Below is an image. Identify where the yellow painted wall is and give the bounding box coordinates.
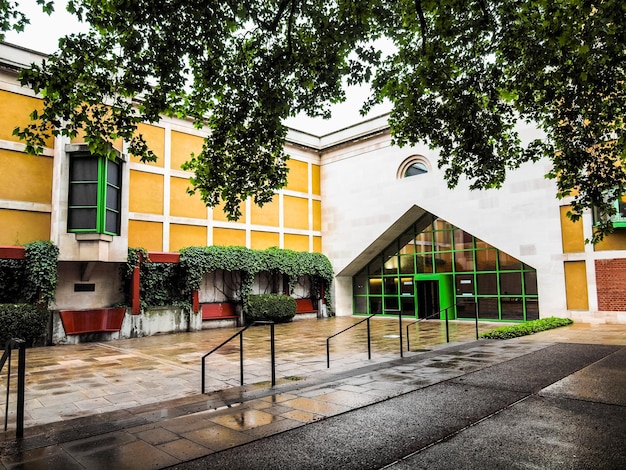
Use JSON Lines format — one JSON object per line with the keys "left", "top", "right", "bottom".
{"left": 564, "top": 261, "right": 589, "bottom": 310}
{"left": 250, "top": 231, "right": 279, "bottom": 250}
{"left": 0, "top": 150, "right": 52, "bottom": 203}
{"left": 560, "top": 205, "right": 585, "bottom": 253}
{"left": 128, "top": 220, "right": 163, "bottom": 251}
{"left": 213, "top": 227, "right": 246, "bottom": 247}
{"left": 130, "top": 123, "right": 165, "bottom": 167}
{"left": 285, "top": 159, "right": 308, "bottom": 193}
{"left": 284, "top": 195, "right": 309, "bottom": 230}
{"left": 312, "top": 200, "right": 321, "bottom": 231}
{"left": 171, "top": 131, "right": 204, "bottom": 170}
{"left": 250, "top": 196, "right": 279, "bottom": 227}
{"left": 284, "top": 234, "right": 309, "bottom": 252}
{"left": 129, "top": 171, "right": 164, "bottom": 214}
{"left": 313, "top": 236, "right": 322, "bottom": 252}
{"left": 0, "top": 209, "right": 50, "bottom": 245}
{"left": 0, "top": 91, "right": 54, "bottom": 148}
{"left": 169, "top": 224, "right": 207, "bottom": 251}
{"left": 311, "top": 164, "right": 321, "bottom": 195}
{"left": 213, "top": 201, "right": 246, "bottom": 223}
{"left": 170, "top": 176, "right": 207, "bottom": 219}
{"left": 594, "top": 230, "right": 626, "bottom": 251}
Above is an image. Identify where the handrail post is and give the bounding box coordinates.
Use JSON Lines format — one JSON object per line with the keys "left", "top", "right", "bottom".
{"left": 367, "top": 317, "right": 371, "bottom": 360}
{"left": 445, "top": 307, "right": 450, "bottom": 343}
{"left": 475, "top": 305, "right": 479, "bottom": 339}
{"left": 326, "top": 338, "right": 330, "bottom": 368}
{"left": 270, "top": 322, "right": 275, "bottom": 387}
{"left": 16, "top": 341, "right": 25, "bottom": 439}
{"left": 398, "top": 311, "right": 403, "bottom": 358}
{"left": 406, "top": 323, "right": 411, "bottom": 352}
{"left": 4, "top": 347, "right": 11, "bottom": 432}
{"left": 239, "top": 333, "right": 244, "bottom": 386}
{"left": 201, "top": 358, "right": 206, "bottom": 394}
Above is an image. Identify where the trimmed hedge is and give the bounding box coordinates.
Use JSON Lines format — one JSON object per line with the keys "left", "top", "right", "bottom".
{"left": 245, "top": 294, "right": 296, "bottom": 324}
{"left": 0, "top": 304, "right": 49, "bottom": 347}
{"left": 479, "top": 317, "right": 573, "bottom": 340}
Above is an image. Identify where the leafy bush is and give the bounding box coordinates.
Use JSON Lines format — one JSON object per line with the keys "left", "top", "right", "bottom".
{"left": 245, "top": 294, "right": 296, "bottom": 324}
{"left": 0, "top": 304, "right": 49, "bottom": 347}
{"left": 479, "top": 317, "right": 573, "bottom": 340}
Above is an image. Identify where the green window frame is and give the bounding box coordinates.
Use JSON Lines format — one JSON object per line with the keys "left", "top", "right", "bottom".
{"left": 68, "top": 153, "right": 122, "bottom": 236}
{"left": 612, "top": 197, "right": 626, "bottom": 228}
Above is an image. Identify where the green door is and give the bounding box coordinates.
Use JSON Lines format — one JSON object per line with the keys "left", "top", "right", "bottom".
{"left": 414, "top": 274, "right": 454, "bottom": 320}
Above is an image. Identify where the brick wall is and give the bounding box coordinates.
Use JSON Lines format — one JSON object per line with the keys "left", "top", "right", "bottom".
{"left": 595, "top": 259, "right": 626, "bottom": 311}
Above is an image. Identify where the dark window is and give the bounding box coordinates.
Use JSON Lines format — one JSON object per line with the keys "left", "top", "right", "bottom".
{"left": 404, "top": 162, "right": 428, "bottom": 177}
{"left": 68, "top": 154, "right": 122, "bottom": 236}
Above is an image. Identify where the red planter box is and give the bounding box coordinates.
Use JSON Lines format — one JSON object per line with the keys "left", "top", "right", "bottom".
{"left": 59, "top": 308, "right": 126, "bottom": 335}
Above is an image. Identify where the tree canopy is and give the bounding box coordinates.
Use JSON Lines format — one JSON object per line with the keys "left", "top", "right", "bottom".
{"left": 3, "top": 0, "right": 626, "bottom": 240}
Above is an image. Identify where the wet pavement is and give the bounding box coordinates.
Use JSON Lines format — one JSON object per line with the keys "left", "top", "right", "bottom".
{"left": 0, "top": 318, "right": 625, "bottom": 469}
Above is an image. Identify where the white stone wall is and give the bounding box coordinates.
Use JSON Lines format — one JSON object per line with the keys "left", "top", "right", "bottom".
{"left": 318, "top": 124, "right": 567, "bottom": 319}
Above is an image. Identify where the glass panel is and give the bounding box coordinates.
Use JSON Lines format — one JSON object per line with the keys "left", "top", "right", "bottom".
{"left": 421, "top": 254, "right": 434, "bottom": 273}
{"left": 105, "top": 209, "right": 120, "bottom": 234}
{"left": 415, "top": 231, "right": 432, "bottom": 253}
{"left": 434, "top": 219, "right": 453, "bottom": 231}
{"left": 68, "top": 208, "right": 97, "bottom": 230}
{"left": 384, "top": 296, "right": 399, "bottom": 312}
{"left": 501, "top": 297, "right": 524, "bottom": 320}
{"left": 500, "top": 272, "right": 522, "bottom": 295}
{"left": 499, "top": 251, "right": 522, "bottom": 270}
{"left": 383, "top": 255, "right": 398, "bottom": 274}
{"left": 353, "top": 272, "right": 367, "bottom": 295}
{"left": 69, "top": 183, "right": 98, "bottom": 206}
{"left": 106, "top": 185, "right": 120, "bottom": 210}
{"left": 368, "top": 278, "right": 382, "bottom": 295}
{"left": 400, "top": 278, "right": 413, "bottom": 295}
{"left": 399, "top": 255, "right": 414, "bottom": 274}
{"left": 401, "top": 296, "right": 415, "bottom": 316}
{"left": 525, "top": 298, "right": 539, "bottom": 320}
{"left": 106, "top": 159, "right": 121, "bottom": 185}
{"left": 368, "top": 257, "right": 382, "bottom": 276}
{"left": 455, "top": 251, "right": 475, "bottom": 272}
{"left": 70, "top": 156, "right": 98, "bottom": 181}
{"left": 524, "top": 271, "right": 538, "bottom": 295}
{"left": 453, "top": 229, "right": 473, "bottom": 250}
{"left": 475, "top": 249, "right": 497, "bottom": 271}
{"left": 456, "top": 274, "right": 474, "bottom": 296}
{"left": 456, "top": 297, "right": 476, "bottom": 318}
{"left": 477, "top": 273, "right": 498, "bottom": 295}
{"left": 478, "top": 298, "right": 499, "bottom": 319}
{"left": 405, "top": 162, "right": 428, "bottom": 177}
{"left": 432, "top": 229, "right": 452, "bottom": 252}
{"left": 434, "top": 251, "right": 453, "bottom": 273}
{"left": 384, "top": 277, "right": 398, "bottom": 295}
{"left": 369, "top": 297, "right": 383, "bottom": 314}
{"left": 475, "top": 237, "right": 491, "bottom": 250}
{"left": 354, "top": 296, "right": 367, "bottom": 314}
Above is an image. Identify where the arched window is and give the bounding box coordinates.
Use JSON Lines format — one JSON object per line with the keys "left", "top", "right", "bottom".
{"left": 397, "top": 155, "right": 431, "bottom": 179}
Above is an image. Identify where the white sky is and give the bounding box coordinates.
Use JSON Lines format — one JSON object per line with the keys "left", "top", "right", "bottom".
{"left": 3, "top": 0, "right": 390, "bottom": 134}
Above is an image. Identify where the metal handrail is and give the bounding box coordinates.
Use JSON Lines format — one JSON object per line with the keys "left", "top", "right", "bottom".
{"left": 326, "top": 314, "right": 376, "bottom": 368}
{"left": 1, "top": 338, "right": 26, "bottom": 438}
{"left": 405, "top": 303, "right": 479, "bottom": 351}
{"left": 201, "top": 321, "right": 275, "bottom": 394}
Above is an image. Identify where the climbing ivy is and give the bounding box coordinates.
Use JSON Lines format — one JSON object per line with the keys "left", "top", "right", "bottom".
{"left": 125, "top": 246, "right": 334, "bottom": 313}
{"left": 0, "top": 241, "right": 59, "bottom": 305}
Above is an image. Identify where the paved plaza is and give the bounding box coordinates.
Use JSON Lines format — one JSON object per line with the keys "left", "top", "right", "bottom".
{"left": 1, "top": 318, "right": 625, "bottom": 469}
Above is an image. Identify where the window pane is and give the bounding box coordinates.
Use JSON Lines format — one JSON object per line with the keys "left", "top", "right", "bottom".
{"left": 404, "top": 162, "right": 428, "bottom": 177}
{"left": 499, "top": 251, "right": 521, "bottom": 270}
{"left": 354, "top": 296, "right": 367, "bottom": 314}
{"left": 369, "top": 297, "right": 382, "bottom": 314}
{"left": 69, "top": 208, "right": 97, "bottom": 230}
{"left": 369, "top": 278, "right": 382, "bottom": 295}
{"left": 368, "top": 257, "right": 382, "bottom": 276}
{"left": 106, "top": 185, "right": 120, "bottom": 210}
{"left": 106, "top": 159, "right": 121, "bottom": 185}
{"left": 477, "top": 273, "right": 498, "bottom": 295}
{"left": 455, "top": 251, "right": 475, "bottom": 272}
{"left": 105, "top": 209, "right": 120, "bottom": 234}
{"left": 500, "top": 272, "right": 522, "bottom": 295}
{"left": 384, "top": 255, "right": 398, "bottom": 274}
{"left": 384, "top": 277, "right": 398, "bottom": 295}
{"left": 401, "top": 296, "right": 415, "bottom": 316}
{"left": 400, "top": 278, "right": 413, "bottom": 295}
{"left": 69, "top": 183, "right": 98, "bottom": 206}
{"left": 384, "top": 296, "right": 399, "bottom": 312}
{"left": 524, "top": 271, "right": 538, "bottom": 295}
{"left": 415, "top": 231, "right": 432, "bottom": 253}
{"left": 501, "top": 297, "right": 524, "bottom": 320}
{"left": 525, "top": 298, "right": 539, "bottom": 320}
{"left": 399, "top": 255, "right": 414, "bottom": 274}
{"left": 70, "top": 156, "right": 98, "bottom": 181}
{"left": 478, "top": 298, "right": 499, "bottom": 319}
{"left": 476, "top": 249, "right": 497, "bottom": 271}
{"left": 454, "top": 230, "right": 473, "bottom": 250}
{"left": 456, "top": 297, "right": 476, "bottom": 318}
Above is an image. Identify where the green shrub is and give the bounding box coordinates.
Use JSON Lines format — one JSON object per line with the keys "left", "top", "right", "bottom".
{"left": 479, "top": 317, "right": 573, "bottom": 340}
{"left": 0, "top": 304, "right": 49, "bottom": 347}
{"left": 245, "top": 294, "right": 296, "bottom": 324}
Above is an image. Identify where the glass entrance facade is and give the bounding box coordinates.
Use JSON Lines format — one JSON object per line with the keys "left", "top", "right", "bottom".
{"left": 353, "top": 215, "right": 539, "bottom": 322}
